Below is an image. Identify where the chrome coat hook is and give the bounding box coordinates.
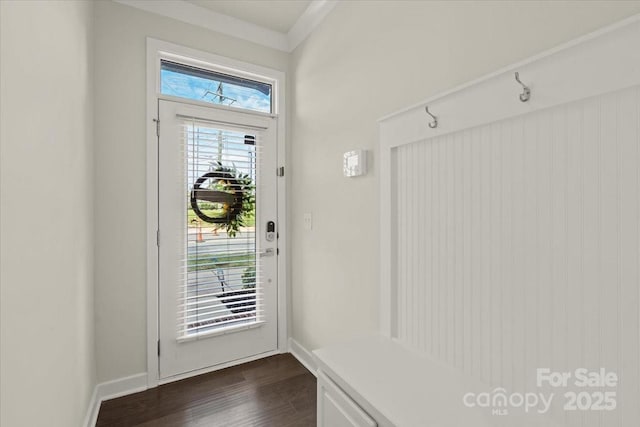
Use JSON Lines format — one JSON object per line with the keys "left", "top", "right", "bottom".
{"left": 425, "top": 106, "right": 438, "bottom": 128}
{"left": 514, "top": 72, "right": 531, "bottom": 102}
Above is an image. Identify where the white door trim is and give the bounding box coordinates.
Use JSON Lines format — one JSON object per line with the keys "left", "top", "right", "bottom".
{"left": 145, "top": 38, "right": 288, "bottom": 388}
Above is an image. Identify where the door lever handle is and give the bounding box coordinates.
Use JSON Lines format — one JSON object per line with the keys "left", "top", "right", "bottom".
{"left": 259, "top": 248, "right": 275, "bottom": 257}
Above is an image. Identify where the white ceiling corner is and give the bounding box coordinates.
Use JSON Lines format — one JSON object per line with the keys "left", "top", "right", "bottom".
{"left": 112, "top": 0, "right": 338, "bottom": 52}
{"left": 186, "top": 0, "right": 312, "bottom": 34}
{"left": 287, "top": 0, "right": 337, "bottom": 51}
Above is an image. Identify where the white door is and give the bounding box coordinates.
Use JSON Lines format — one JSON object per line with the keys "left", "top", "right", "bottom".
{"left": 158, "top": 99, "right": 278, "bottom": 379}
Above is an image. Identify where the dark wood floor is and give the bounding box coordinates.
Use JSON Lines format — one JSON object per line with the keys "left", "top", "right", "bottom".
{"left": 96, "top": 354, "right": 316, "bottom": 427}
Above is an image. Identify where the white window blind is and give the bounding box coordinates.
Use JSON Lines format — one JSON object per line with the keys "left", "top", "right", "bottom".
{"left": 178, "top": 118, "right": 264, "bottom": 339}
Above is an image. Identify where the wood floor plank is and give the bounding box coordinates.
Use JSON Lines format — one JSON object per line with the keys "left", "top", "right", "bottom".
{"left": 96, "top": 354, "right": 316, "bottom": 427}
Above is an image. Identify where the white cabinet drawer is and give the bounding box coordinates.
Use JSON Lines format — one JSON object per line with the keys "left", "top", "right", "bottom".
{"left": 317, "top": 370, "right": 377, "bottom": 427}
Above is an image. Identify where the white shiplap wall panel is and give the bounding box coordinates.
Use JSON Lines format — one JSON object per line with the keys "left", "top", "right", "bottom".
{"left": 617, "top": 89, "right": 640, "bottom": 427}
{"left": 393, "top": 86, "right": 640, "bottom": 426}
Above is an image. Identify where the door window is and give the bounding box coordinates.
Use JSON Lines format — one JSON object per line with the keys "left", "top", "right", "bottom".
{"left": 182, "top": 121, "right": 260, "bottom": 338}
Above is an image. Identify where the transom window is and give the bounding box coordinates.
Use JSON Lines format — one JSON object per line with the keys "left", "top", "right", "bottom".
{"left": 160, "top": 60, "right": 272, "bottom": 114}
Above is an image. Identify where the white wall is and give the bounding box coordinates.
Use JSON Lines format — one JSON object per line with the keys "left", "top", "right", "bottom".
{"left": 289, "top": 1, "right": 640, "bottom": 351}
{"left": 92, "top": 0, "right": 289, "bottom": 383}
{"left": 0, "top": 1, "right": 96, "bottom": 426}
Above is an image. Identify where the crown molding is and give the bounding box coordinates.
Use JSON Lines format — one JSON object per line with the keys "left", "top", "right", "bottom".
{"left": 113, "top": 0, "right": 288, "bottom": 51}
{"left": 112, "top": 0, "right": 337, "bottom": 53}
{"left": 287, "top": 0, "right": 338, "bottom": 51}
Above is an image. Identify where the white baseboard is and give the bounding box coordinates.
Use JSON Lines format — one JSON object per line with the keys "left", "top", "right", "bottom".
{"left": 82, "top": 386, "right": 100, "bottom": 427}
{"left": 84, "top": 372, "right": 148, "bottom": 427}
{"left": 288, "top": 337, "right": 317, "bottom": 376}
{"left": 96, "top": 372, "right": 148, "bottom": 402}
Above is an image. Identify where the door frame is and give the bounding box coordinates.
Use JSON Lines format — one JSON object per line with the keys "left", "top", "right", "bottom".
{"left": 145, "top": 38, "right": 288, "bottom": 388}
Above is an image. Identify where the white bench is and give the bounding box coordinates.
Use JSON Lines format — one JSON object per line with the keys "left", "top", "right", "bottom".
{"left": 313, "top": 334, "right": 571, "bottom": 427}
{"left": 313, "top": 334, "right": 496, "bottom": 427}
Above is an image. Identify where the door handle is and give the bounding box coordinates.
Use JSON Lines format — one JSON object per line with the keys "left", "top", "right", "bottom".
{"left": 259, "top": 248, "right": 275, "bottom": 257}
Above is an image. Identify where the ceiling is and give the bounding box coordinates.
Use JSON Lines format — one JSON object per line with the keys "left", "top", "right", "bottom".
{"left": 186, "top": 0, "right": 313, "bottom": 33}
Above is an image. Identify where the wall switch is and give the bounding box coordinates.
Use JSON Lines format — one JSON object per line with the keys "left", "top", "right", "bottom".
{"left": 303, "top": 213, "right": 313, "bottom": 231}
